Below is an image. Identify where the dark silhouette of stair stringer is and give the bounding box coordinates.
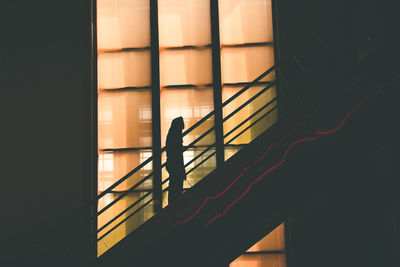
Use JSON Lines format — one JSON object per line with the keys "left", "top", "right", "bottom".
{"left": 98, "top": 54, "right": 400, "bottom": 267}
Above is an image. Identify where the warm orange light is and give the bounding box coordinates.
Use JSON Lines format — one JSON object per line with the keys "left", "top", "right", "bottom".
{"left": 230, "top": 223, "right": 286, "bottom": 267}
{"left": 97, "top": 0, "right": 277, "bottom": 258}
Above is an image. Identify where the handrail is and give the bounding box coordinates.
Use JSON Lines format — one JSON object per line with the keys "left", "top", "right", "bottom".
{"left": 16, "top": 2, "right": 375, "bottom": 261}
{"left": 223, "top": 97, "right": 277, "bottom": 139}
{"left": 95, "top": 64, "right": 278, "bottom": 241}
{"left": 98, "top": 156, "right": 153, "bottom": 199}
{"left": 222, "top": 66, "right": 276, "bottom": 108}
{"left": 98, "top": 187, "right": 170, "bottom": 242}
{"left": 23, "top": 64, "right": 278, "bottom": 263}
{"left": 100, "top": 65, "right": 277, "bottom": 244}
{"left": 98, "top": 170, "right": 153, "bottom": 215}
{"left": 97, "top": 123, "right": 217, "bottom": 216}
{"left": 186, "top": 151, "right": 217, "bottom": 176}
{"left": 97, "top": 191, "right": 152, "bottom": 233}
{"left": 182, "top": 110, "right": 216, "bottom": 138}
{"left": 95, "top": 65, "right": 276, "bottom": 205}
{"left": 226, "top": 105, "right": 278, "bottom": 146}
{"left": 223, "top": 82, "right": 276, "bottom": 123}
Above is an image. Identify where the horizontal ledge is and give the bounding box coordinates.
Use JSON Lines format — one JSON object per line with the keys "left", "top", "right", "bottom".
{"left": 100, "top": 81, "right": 273, "bottom": 92}
{"left": 99, "top": 84, "right": 214, "bottom": 91}
{"left": 243, "top": 250, "right": 286, "bottom": 255}
{"left": 97, "top": 42, "right": 272, "bottom": 54}
{"left": 223, "top": 81, "right": 273, "bottom": 87}
{"left": 101, "top": 147, "right": 152, "bottom": 152}
{"left": 160, "top": 44, "right": 212, "bottom": 51}
{"left": 162, "top": 83, "right": 213, "bottom": 89}
{"left": 221, "top": 42, "right": 273, "bottom": 48}
{"left": 98, "top": 47, "right": 151, "bottom": 53}
{"left": 100, "top": 86, "right": 151, "bottom": 92}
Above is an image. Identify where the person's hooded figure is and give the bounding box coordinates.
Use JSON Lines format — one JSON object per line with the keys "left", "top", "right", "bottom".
{"left": 166, "top": 116, "right": 186, "bottom": 204}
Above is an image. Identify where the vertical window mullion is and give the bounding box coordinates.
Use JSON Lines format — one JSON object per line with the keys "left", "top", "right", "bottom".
{"left": 210, "top": 0, "right": 225, "bottom": 166}
{"left": 150, "top": 0, "right": 162, "bottom": 212}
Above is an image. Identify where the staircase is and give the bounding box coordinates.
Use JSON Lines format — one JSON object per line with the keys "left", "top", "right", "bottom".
{"left": 13, "top": 63, "right": 280, "bottom": 267}
{"left": 98, "top": 54, "right": 399, "bottom": 266}
{"left": 11, "top": 37, "right": 400, "bottom": 265}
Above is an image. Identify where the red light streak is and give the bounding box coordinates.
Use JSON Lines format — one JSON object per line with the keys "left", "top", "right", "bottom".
{"left": 204, "top": 159, "right": 285, "bottom": 227}
{"left": 174, "top": 76, "right": 396, "bottom": 228}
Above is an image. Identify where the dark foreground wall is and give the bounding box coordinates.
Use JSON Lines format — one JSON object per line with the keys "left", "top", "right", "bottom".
{"left": 1, "top": 0, "right": 92, "bottom": 262}
{"left": 288, "top": 143, "right": 400, "bottom": 267}
{"left": 275, "top": 0, "right": 400, "bottom": 266}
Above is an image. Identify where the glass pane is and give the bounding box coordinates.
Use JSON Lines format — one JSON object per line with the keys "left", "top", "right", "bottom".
{"left": 158, "top": 0, "right": 214, "bottom": 208}
{"left": 248, "top": 223, "right": 286, "bottom": 252}
{"left": 98, "top": 90, "right": 152, "bottom": 149}
{"left": 160, "top": 86, "right": 216, "bottom": 207}
{"left": 219, "top": 0, "right": 274, "bottom": 45}
{"left": 230, "top": 254, "right": 286, "bottom": 267}
{"left": 160, "top": 87, "right": 214, "bottom": 146}
{"left": 160, "top": 49, "right": 213, "bottom": 86}
{"left": 161, "top": 145, "right": 216, "bottom": 207}
{"left": 231, "top": 223, "right": 286, "bottom": 267}
{"left": 158, "top": 0, "right": 211, "bottom": 47}
{"left": 222, "top": 84, "right": 278, "bottom": 160}
{"left": 220, "top": 46, "right": 275, "bottom": 84}
{"left": 98, "top": 150, "right": 152, "bottom": 193}
{"left": 98, "top": 51, "right": 151, "bottom": 89}
{"left": 97, "top": 0, "right": 150, "bottom": 50}
{"left": 97, "top": 194, "right": 154, "bottom": 257}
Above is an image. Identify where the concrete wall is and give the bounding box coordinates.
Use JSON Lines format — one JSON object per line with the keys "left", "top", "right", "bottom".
{"left": 1, "top": 0, "right": 92, "bottom": 261}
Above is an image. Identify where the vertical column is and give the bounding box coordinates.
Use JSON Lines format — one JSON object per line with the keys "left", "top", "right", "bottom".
{"left": 210, "top": 0, "right": 225, "bottom": 167}
{"left": 150, "top": 0, "right": 162, "bottom": 212}
{"left": 91, "top": 0, "right": 98, "bottom": 259}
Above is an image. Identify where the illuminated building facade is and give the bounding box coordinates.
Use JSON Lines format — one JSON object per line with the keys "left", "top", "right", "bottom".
{"left": 2, "top": 0, "right": 399, "bottom": 266}
{"left": 96, "top": 0, "right": 281, "bottom": 261}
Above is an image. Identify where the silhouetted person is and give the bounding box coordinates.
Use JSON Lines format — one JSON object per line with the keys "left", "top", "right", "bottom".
{"left": 166, "top": 117, "right": 186, "bottom": 204}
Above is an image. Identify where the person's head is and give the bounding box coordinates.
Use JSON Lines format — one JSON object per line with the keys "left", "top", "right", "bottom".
{"left": 171, "top": 116, "right": 185, "bottom": 131}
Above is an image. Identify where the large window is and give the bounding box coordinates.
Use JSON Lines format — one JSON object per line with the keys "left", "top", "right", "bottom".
{"left": 96, "top": 0, "right": 277, "bottom": 256}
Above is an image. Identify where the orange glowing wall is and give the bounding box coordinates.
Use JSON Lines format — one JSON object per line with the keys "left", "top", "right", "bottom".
{"left": 219, "top": 0, "right": 278, "bottom": 160}
{"left": 96, "top": 0, "right": 277, "bottom": 256}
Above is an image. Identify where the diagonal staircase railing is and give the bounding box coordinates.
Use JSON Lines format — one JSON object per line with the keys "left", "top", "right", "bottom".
{"left": 96, "top": 64, "right": 278, "bottom": 256}
{"left": 17, "top": 64, "right": 278, "bottom": 266}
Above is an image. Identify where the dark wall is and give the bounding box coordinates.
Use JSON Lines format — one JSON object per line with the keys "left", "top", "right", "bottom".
{"left": 275, "top": 0, "right": 400, "bottom": 117}
{"left": 288, "top": 143, "right": 399, "bottom": 267}
{"left": 273, "top": 0, "right": 400, "bottom": 266}
{"left": 1, "top": 0, "right": 92, "bottom": 261}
